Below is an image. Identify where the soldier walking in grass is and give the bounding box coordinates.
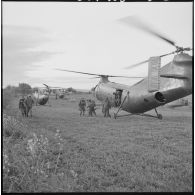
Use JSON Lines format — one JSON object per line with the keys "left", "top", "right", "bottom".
{"left": 19, "top": 97, "right": 27, "bottom": 117}
{"left": 102, "top": 97, "right": 111, "bottom": 118}
{"left": 87, "top": 99, "right": 96, "bottom": 117}
{"left": 79, "top": 98, "right": 86, "bottom": 116}
{"left": 91, "top": 100, "right": 97, "bottom": 116}
{"left": 19, "top": 95, "right": 34, "bottom": 117}
{"left": 24, "top": 95, "right": 34, "bottom": 117}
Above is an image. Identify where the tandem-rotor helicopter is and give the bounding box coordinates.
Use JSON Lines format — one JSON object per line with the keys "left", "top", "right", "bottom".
{"left": 56, "top": 16, "right": 192, "bottom": 119}
{"left": 33, "top": 83, "right": 70, "bottom": 105}
{"left": 43, "top": 85, "right": 70, "bottom": 99}
{"left": 33, "top": 84, "right": 51, "bottom": 106}
{"left": 52, "top": 87, "right": 71, "bottom": 99}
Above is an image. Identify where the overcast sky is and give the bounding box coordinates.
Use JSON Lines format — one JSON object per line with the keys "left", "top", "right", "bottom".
{"left": 3, "top": 2, "right": 192, "bottom": 89}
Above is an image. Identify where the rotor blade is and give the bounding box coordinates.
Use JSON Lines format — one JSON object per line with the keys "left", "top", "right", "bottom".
{"left": 48, "top": 86, "right": 65, "bottom": 89}
{"left": 90, "top": 76, "right": 101, "bottom": 79}
{"left": 42, "top": 84, "right": 52, "bottom": 95}
{"left": 43, "top": 83, "right": 66, "bottom": 89}
{"left": 56, "top": 69, "right": 101, "bottom": 76}
{"left": 108, "top": 75, "right": 144, "bottom": 78}
{"left": 183, "top": 47, "right": 193, "bottom": 52}
{"left": 125, "top": 51, "right": 176, "bottom": 69}
{"left": 124, "top": 59, "right": 149, "bottom": 69}
{"left": 43, "top": 83, "right": 50, "bottom": 88}
{"left": 56, "top": 68, "right": 144, "bottom": 78}
{"left": 119, "top": 16, "right": 176, "bottom": 47}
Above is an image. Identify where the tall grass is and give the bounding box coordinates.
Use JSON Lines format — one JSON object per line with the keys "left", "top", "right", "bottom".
{"left": 3, "top": 95, "right": 192, "bottom": 192}
{"left": 3, "top": 114, "right": 78, "bottom": 192}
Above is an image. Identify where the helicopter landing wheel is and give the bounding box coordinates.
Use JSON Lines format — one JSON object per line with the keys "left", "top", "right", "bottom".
{"left": 157, "top": 114, "right": 162, "bottom": 120}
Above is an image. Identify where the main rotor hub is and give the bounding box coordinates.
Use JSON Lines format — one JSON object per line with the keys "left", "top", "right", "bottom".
{"left": 100, "top": 75, "right": 109, "bottom": 83}
{"left": 175, "top": 46, "right": 192, "bottom": 54}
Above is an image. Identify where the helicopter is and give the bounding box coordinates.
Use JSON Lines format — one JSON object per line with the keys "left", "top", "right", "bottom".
{"left": 42, "top": 84, "right": 70, "bottom": 99}
{"left": 33, "top": 83, "right": 70, "bottom": 104}
{"left": 51, "top": 88, "right": 71, "bottom": 99}
{"left": 32, "top": 84, "right": 51, "bottom": 106}
{"left": 53, "top": 88, "right": 66, "bottom": 99}
{"left": 56, "top": 16, "right": 192, "bottom": 119}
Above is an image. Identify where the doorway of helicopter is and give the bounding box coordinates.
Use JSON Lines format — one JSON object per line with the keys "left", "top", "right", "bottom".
{"left": 113, "top": 89, "right": 123, "bottom": 107}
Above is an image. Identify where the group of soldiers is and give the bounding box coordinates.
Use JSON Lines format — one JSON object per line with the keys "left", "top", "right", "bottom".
{"left": 19, "top": 95, "right": 113, "bottom": 118}
{"left": 78, "top": 97, "right": 112, "bottom": 117}
{"left": 79, "top": 99, "right": 96, "bottom": 117}
{"left": 19, "top": 95, "right": 34, "bottom": 117}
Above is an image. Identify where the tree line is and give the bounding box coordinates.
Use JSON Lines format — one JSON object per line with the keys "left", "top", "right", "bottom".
{"left": 3, "top": 83, "right": 37, "bottom": 96}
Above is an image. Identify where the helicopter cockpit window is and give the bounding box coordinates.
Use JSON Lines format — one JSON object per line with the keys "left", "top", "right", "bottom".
{"left": 113, "top": 89, "right": 123, "bottom": 107}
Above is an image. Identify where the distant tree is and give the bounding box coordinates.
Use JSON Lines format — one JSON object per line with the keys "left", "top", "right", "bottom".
{"left": 5, "top": 85, "right": 12, "bottom": 90}
{"left": 4, "top": 85, "right": 16, "bottom": 91}
{"left": 4, "top": 85, "right": 18, "bottom": 97}
{"left": 67, "top": 87, "right": 77, "bottom": 93}
{"left": 17, "top": 83, "right": 32, "bottom": 95}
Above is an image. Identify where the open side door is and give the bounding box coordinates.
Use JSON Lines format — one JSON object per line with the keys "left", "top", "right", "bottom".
{"left": 113, "top": 89, "right": 123, "bottom": 107}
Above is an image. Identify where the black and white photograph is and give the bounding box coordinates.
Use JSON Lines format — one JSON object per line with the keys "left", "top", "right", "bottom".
{"left": 2, "top": 1, "right": 193, "bottom": 193}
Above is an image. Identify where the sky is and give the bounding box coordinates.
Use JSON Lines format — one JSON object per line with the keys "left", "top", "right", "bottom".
{"left": 2, "top": 2, "right": 193, "bottom": 89}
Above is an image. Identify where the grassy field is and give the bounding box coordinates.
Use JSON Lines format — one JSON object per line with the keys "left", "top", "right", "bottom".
{"left": 3, "top": 93, "right": 192, "bottom": 192}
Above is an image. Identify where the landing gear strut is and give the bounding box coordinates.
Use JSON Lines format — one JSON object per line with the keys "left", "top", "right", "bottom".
{"left": 154, "top": 108, "right": 162, "bottom": 119}
{"left": 114, "top": 91, "right": 129, "bottom": 119}
{"left": 114, "top": 108, "right": 163, "bottom": 119}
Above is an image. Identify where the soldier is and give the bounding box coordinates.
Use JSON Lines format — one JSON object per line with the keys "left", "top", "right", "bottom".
{"left": 91, "top": 100, "right": 96, "bottom": 116}
{"left": 19, "top": 98, "right": 27, "bottom": 117}
{"left": 87, "top": 99, "right": 92, "bottom": 117}
{"left": 24, "top": 95, "right": 34, "bottom": 117}
{"left": 114, "top": 90, "right": 122, "bottom": 107}
{"left": 102, "top": 97, "right": 111, "bottom": 118}
{"left": 87, "top": 99, "right": 96, "bottom": 117}
{"left": 79, "top": 98, "right": 86, "bottom": 116}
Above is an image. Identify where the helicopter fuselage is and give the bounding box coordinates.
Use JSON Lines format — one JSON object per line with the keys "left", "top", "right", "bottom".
{"left": 94, "top": 53, "right": 192, "bottom": 114}
{"left": 33, "top": 91, "right": 49, "bottom": 105}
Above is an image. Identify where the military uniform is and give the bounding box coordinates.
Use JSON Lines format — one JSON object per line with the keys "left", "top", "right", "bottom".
{"left": 87, "top": 99, "right": 96, "bottom": 117}
{"left": 102, "top": 97, "right": 111, "bottom": 117}
{"left": 79, "top": 99, "right": 86, "bottom": 116}
{"left": 19, "top": 98, "right": 26, "bottom": 117}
